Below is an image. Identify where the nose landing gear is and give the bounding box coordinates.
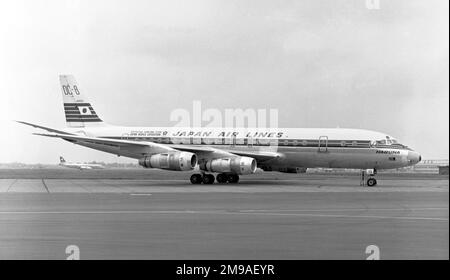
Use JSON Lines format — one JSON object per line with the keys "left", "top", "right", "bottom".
{"left": 366, "top": 177, "right": 377, "bottom": 187}
{"left": 360, "top": 169, "right": 378, "bottom": 187}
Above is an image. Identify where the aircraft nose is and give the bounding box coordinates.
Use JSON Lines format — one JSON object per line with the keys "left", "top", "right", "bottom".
{"left": 407, "top": 151, "right": 421, "bottom": 165}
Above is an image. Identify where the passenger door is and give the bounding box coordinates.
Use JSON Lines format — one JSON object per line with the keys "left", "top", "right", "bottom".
{"left": 318, "top": 136, "right": 328, "bottom": 152}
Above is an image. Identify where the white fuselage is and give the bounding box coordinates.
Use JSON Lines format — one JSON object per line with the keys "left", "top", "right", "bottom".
{"left": 65, "top": 125, "right": 421, "bottom": 171}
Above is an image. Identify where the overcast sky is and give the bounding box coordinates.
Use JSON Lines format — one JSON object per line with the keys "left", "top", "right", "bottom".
{"left": 0, "top": 0, "right": 448, "bottom": 164}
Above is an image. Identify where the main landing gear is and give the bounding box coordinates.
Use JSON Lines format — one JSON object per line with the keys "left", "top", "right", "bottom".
{"left": 190, "top": 173, "right": 240, "bottom": 184}
{"left": 360, "top": 169, "right": 377, "bottom": 187}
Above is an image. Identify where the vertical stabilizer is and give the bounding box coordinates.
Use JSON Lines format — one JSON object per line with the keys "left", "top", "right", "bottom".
{"left": 59, "top": 75, "right": 105, "bottom": 128}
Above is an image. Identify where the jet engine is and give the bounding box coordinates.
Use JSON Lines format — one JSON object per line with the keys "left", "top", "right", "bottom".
{"left": 203, "top": 156, "right": 257, "bottom": 175}
{"left": 139, "top": 152, "right": 197, "bottom": 171}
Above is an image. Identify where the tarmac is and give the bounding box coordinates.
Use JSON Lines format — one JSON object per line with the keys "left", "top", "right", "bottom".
{"left": 0, "top": 169, "right": 447, "bottom": 259}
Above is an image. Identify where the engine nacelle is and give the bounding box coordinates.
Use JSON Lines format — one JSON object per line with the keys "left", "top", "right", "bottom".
{"left": 139, "top": 152, "right": 197, "bottom": 171}
{"left": 203, "top": 156, "right": 257, "bottom": 175}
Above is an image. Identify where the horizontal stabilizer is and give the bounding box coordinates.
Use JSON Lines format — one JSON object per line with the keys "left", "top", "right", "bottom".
{"left": 16, "top": 121, "right": 73, "bottom": 135}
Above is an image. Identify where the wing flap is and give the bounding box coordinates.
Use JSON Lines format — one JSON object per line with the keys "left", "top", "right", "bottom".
{"left": 226, "top": 150, "right": 282, "bottom": 162}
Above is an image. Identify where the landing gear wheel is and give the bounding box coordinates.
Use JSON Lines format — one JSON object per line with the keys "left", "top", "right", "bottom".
{"left": 367, "top": 178, "right": 377, "bottom": 187}
{"left": 227, "top": 174, "right": 239, "bottom": 184}
{"left": 202, "top": 174, "right": 215, "bottom": 184}
{"left": 216, "top": 173, "right": 228, "bottom": 184}
{"left": 190, "top": 174, "right": 203, "bottom": 184}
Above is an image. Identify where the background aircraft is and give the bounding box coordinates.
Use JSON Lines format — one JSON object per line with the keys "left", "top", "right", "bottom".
{"left": 59, "top": 156, "right": 104, "bottom": 170}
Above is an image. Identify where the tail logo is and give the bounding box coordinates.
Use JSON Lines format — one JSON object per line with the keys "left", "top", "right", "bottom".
{"left": 64, "top": 103, "right": 102, "bottom": 122}
{"left": 78, "top": 106, "right": 92, "bottom": 115}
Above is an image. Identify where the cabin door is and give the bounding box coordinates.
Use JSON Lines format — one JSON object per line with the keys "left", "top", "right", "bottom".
{"left": 318, "top": 136, "right": 328, "bottom": 152}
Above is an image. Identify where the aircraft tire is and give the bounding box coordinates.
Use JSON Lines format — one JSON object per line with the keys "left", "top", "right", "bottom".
{"left": 202, "top": 174, "right": 215, "bottom": 184}
{"left": 190, "top": 174, "right": 203, "bottom": 184}
{"left": 227, "top": 174, "right": 239, "bottom": 184}
{"left": 367, "top": 178, "right": 377, "bottom": 187}
{"left": 216, "top": 173, "right": 227, "bottom": 184}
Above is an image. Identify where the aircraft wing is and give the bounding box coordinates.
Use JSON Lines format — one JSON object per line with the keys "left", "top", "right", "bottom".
{"left": 34, "top": 133, "right": 282, "bottom": 162}
{"left": 34, "top": 133, "right": 177, "bottom": 158}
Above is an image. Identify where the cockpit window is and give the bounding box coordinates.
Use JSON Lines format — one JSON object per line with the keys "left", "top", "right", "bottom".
{"left": 376, "top": 136, "right": 398, "bottom": 145}
{"left": 372, "top": 136, "right": 410, "bottom": 150}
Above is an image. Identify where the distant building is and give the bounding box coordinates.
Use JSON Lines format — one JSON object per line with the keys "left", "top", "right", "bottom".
{"left": 439, "top": 166, "right": 449, "bottom": 175}
{"left": 411, "top": 159, "right": 449, "bottom": 174}
{"left": 306, "top": 159, "right": 449, "bottom": 174}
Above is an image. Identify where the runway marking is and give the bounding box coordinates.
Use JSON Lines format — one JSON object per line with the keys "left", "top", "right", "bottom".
{"left": 129, "top": 193, "right": 153, "bottom": 196}
{"left": 233, "top": 212, "right": 449, "bottom": 221}
{"left": 242, "top": 207, "right": 449, "bottom": 212}
{"left": 6, "top": 179, "right": 18, "bottom": 192}
{"left": 41, "top": 179, "right": 50, "bottom": 193}
{"left": 0, "top": 210, "right": 447, "bottom": 221}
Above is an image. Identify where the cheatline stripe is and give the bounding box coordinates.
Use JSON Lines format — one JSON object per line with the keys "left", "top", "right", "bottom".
{"left": 88, "top": 137, "right": 409, "bottom": 150}
{"left": 102, "top": 136, "right": 411, "bottom": 149}
{"left": 103, "top": 136, "right": 375, "bottom": 148}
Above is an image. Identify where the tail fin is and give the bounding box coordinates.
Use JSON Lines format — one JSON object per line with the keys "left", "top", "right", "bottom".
{"left": 60, "top": 75, "right": 105, "bottom": 127}
{"left": 60, "top": 156, "right": 66, "bottom": 163}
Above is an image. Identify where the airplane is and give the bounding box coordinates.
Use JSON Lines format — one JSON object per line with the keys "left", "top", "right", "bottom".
{"left": 59, "top": 156, "right": 104, "bottom": 170}
{"left": 18, "top": 75, "right": 421, "bottom": 186}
